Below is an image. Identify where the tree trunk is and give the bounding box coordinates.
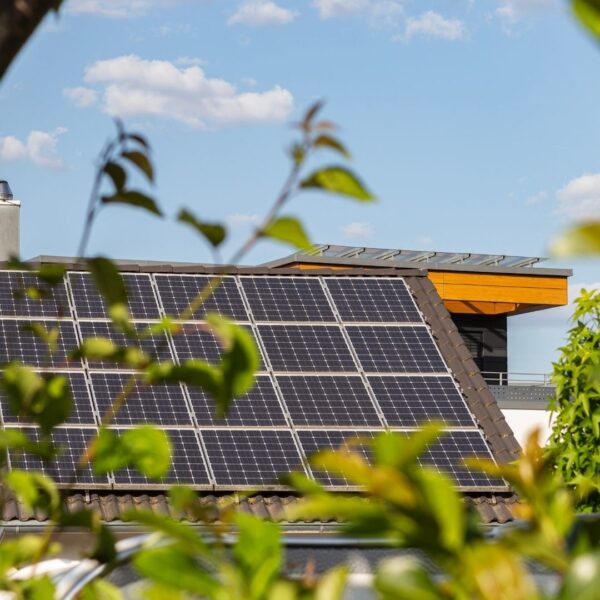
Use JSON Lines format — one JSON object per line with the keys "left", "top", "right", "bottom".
{"left": 0, "top": 0, "right": 60, "bottom": 83}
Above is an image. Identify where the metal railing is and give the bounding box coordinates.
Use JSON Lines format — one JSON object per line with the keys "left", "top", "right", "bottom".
{"left": 480, "top": 372, "right": 553, "bottom": 386}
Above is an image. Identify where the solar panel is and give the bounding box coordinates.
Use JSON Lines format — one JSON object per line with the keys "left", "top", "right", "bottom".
{"left": 171, "top": 323, "right": 262, "bottom": 367}
{"left": 78, "top": 321, "right": 173, "bottom": 368}
{"left": 258, "top": 325, "right": 356, "bottom": 372}
{"left": 90, "top": 373, "right": 193, "bottom": 426}
{"left": 297, "top": 429, "right": 375, "bottom": 487}
{"left": 112, "top": 428, "right": 211, "bottom": 487}
{"left": 276, "top": 375, "right": 382, "bottom": 427}
{"left": 326, "top": 278, "right": 422, "bottom": 323}
{"left": 0, "top": 272, "right": 70, "bottom": 318}
{"left": 241, "top": 276, "right": 335, "bottom": 322}
{"left": 69, "top": 272, "right": 161, "bottom": 319}
{"left": 368, "top": 376, "right": 475, "bottom": 427}
{"left": 0, "top": 320, "right": 80, "bottom": 368}
{"left": 155, "top": 275, "right": 248, "bottom": 321}
{"left": 190, "top": 375, "right": 287, "bottom": 426}
{"left": 201, "top": 429, "right": 304, "bottom": 487}
{"left": 416, "top": 431, "right": 506, "bottom": 488}
{"left": 8, "top": 427, "right": 109, "bottom": 486}
{"left": 0, "top": 372, "right": 96, "bottom": 426}
{"left": 346, "top": 326, "right": 447, "bottom": 373}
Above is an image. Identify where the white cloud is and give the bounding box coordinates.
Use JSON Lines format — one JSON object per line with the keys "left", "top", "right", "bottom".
{"left": 556, "top": 173, "right": 600, "bottom": 220}
{"left": 0, "top": 128, "right": 67, "bottom": 170}
{"left": 313, "top": 0, "right": 403, "bottom": 25}
{"left": 401, "top": 11, "right": 467, "bottom": 42}
{"left": 67, "top": 0, "right": 193, "bottom": 18}
{"left": 496, "top": 0, "right": 557, "bottom": 21}
{"left": 226, "top": 213, "right": 261, "bottom": 228}
{"left": 63, "top": 86, "right": 98, "bottom": 108}
{"left": 77, "top": 55, "right": 293, "bottom": 128}
{"left": 228, "top": 1, "right": 298, "bottom": 26}
{"left": 341, "top": 221, "right": 374, "bottom": 240}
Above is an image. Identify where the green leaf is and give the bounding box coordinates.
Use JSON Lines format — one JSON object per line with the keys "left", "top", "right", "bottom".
{"left": 145, "top": 360, "right": 221, "bottom": 400}
{"left": 313, "top": 135, "right": 351, "bottom": 159}
{"left": 573, "top": 0, "right": 600, "bottom": 37}
{"left": 550, "top": 222, "right": 600, "bottom": 257}
{"left": 5, "top": 470, "right": 60, "bottom": 513}
{"left": 374, "top": 556, "right": 440, "bottom": 600}
{"left": 93, "top": 426, "right": 172, "bottom": 479}
{"left": 122, "top": 150, "right": 154, "bottom": 183}
{"left": 80, "top": 580, "right": 123, "bottom": 600}
{"left": 206, "top": 314, "right": 260, "bottom": 417}
{"left": 558, "top": 551, "right": 600, "bottom": 600}
{"left": 133, "top": 545, "right": 220, "bottom": 596}
{"left": 71, "top": 337, "right": 149, "bottom": 368}
{"left": 104, "top": 162, "right": 127, "bottom": 192}
{"left": 19, "top": 575, "right": 56, "bottom": 600}
{"left": 300, "top": 166, "right": 374, "bottom": 201}
{"left": 177, "top": 209, "right": 226, "bottom": 247}
{"left": 315, "top": 565, "right": 348, "bottom": 600}
{"left": 87, "top": 256, "right": 128, "bottom": 308}
{"left": 262, "top": 216, "right": 313, "bottom": 251}
{"left": 102, "top": 191, "right": 162, "bottom": 216}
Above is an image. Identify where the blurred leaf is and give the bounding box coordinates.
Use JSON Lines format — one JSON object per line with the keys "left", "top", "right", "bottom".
{"left": 262, "top": 216, "right": 312, "bottom": 251}
{"left": 87, "top": 256, "right": 128, "bottom": 308}
{"left": 315, "top": 565, "right": 348, "bottom": 600}
{"left": 313, "top": 135, "right": 351, "bottom": 159}
{"left": 36, "top": 264, "right": 66, "bottom": 286}
{"left": 80, "top": 580, "right": 123, "bottom": 600}
{"left": 104, "top": 162, "right": 127, "bottom": 192}
{"left": 177, "top": 209, "right": 226, "bottom": 247}
{"left": 234, "top": 513, "right": 282, "bottom": 598}
{"left": 301, "top": 100, "right": 324, "bottom": 131}
{"left": 1, "top": 365, "right": 72, "bottom": 433}
{"left": 300, "top": 166, "right": 374, "bottom": 202}
{"left": 133, "top": 545, "right": 220, "bottom": 596}
{"left": 5, "top": 470, "right": 60, "bottom": 513}
{"left": 558, "top": 551, "right": 600, "bottom": 600}
{"left": 125, "top": 132, "right": 150, "bottom": 149}
{"left": 21, "top": 322, "right": 59, "bottom": 353}
{"left": 573, "top": 0, "right": 600, "bottom": 37}
{"left": 92, "top": 426, "right": 171, "bottom": 479}
{"left": 206, "top": 314, "right": 260, "bottom": 416}
{"left": 550, "top": 222, "right": 600, "bottom": 257}
{"left": 71, "top": 337, "right": 149, "bottom": 368}
{"left": 145, "top": 360, "right": 221, "bottom": 400}
{"left": 19, "top": 575, "right": 56, "bottom": 600}
{"left": 374, "top": 556, "right": 440, "bottom": 600}
{"left": 122, "top": 150, "right": 154, "bottom": 182}
{"left": 0, "top": 536, "right": 59, "bottom": 576}
{"left": 102, "top": 191, "right": 162, "bottom": 217}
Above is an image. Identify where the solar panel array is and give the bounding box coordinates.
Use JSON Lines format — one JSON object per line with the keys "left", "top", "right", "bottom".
{"left": 0, "top": 271, "right": 506, "bottom": 491}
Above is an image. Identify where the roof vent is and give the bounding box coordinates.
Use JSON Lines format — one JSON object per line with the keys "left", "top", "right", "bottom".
{"left": 0, "top": 180, "right": 13, "bottom": 202}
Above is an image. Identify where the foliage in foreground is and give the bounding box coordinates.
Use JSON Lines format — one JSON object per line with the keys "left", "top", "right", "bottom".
{"left": 547, "top": 289, "right": 600, "bottom": 511}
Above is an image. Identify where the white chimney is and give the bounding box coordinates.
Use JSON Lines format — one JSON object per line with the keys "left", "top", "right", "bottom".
{"left": 0, "top": 180, "right": 20, "bottom": 261}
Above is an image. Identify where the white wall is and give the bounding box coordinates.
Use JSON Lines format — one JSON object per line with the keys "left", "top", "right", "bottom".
{"left": 500, "top": 408, "right": 555, "bottom": 447}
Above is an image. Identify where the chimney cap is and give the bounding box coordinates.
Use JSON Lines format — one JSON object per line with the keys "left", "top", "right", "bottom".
{"left": 0, "top": 180, "right": 13, "bottom": 202}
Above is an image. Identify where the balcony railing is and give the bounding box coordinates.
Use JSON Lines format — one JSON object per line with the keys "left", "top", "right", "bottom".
{"left": 480, "top": 372, "right": 553, "bottom": 386}
{"left": 481, "top": 372, "right": 555, "bottom": 408}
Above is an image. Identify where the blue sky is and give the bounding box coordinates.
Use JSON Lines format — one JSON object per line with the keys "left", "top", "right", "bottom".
{"left": 1, "top": 0, "right": 599, "bottom": 373}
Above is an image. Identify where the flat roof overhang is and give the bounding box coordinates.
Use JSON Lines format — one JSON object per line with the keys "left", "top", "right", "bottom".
{"left": 266, "top": 255, "right": 571, "bottom": 316}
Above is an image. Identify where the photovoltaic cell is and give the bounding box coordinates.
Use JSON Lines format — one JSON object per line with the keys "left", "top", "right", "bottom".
{"left": 346, "top": 326, "right": 446, "bottom": 373}
{"left": 368, "top": 376, "right": 475, "bottom": 427}
{"left": 190, "top": 375, "right": 286, "bottom": 426}
{"left": 258, "top": 325, "right": 355, "bottom": 372}
{"left": 326, "top": 278, "right": 422, "bottom": 323}
{"left": 8, "top": 427, "right": 108, "bottom": 486}
{"left": 78, "top": 321, "right": 173, "bottom": 368}
{"left": 0, "top": 320, "right": 80, "bottom": 368}
{"left": 112, "top": 429, "right": 210, "bottom": 486}
{"left": 171, "top": 323, "right": 261, "bottom": 367}
{"left": 202, "top": 429, "right": 304, "bottom": 486}
{"left": 415, "top": 430, "right": 506, "bottom": 488}
{"left": 277, "top": 375, "right": 382, "bottom": 427}
{"left": 297, "top": 429, "right": 375, "bottom": 487}
{"left": 0, "top": 272, "right": 70, "bottom": 318}
{"left": 241, "top": 276, "right": 335, "bottom": 322}
{"left": 69, "top": 272, "right": 161, "bottom": 319}
{"left": 155, "top": 275, "right": 248, "bottom": 321}
{"left": 90, "top": 372, "right": 192, "bottom": 426}
{"left": 0, "top": 372, "right": 96, "bottom": 425}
